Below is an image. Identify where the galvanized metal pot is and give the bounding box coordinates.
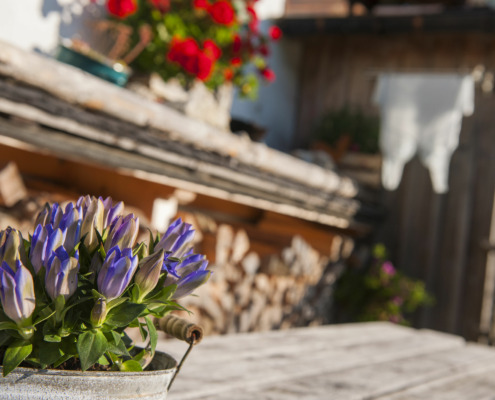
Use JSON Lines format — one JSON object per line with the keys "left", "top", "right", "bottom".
{"left": 0, "top": 350, "right": 177, "bottom": 400}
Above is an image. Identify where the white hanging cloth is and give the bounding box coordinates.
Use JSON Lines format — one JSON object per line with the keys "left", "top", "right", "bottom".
{"left": 373, "top": 73, "right": 474, "bottom": 193}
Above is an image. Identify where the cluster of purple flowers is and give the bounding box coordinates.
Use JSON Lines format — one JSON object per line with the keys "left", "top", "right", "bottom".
{"left": 0, "top": 195, "right": 210, "bottom": 329}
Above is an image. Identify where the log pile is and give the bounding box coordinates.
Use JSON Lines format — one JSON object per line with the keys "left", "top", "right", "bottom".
{"left": 179, "top": 214, "right": 354, "bottom": 335}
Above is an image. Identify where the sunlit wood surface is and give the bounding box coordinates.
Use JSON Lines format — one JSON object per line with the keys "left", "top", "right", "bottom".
{"left": 160, "top": 322, "right": 495, "bottom": 399}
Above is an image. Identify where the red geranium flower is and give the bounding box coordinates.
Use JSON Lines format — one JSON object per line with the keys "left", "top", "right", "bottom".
{"left": 167, "top": 37, "right": 215, "bottom": 81}
{"left": 106, "top": 0, "right": 137, "bottom": 18}
{"left": 167, "top": 37, "right": 200, "bottom": 65}
{"left": 193, "top": 0, "right": 210, "bottom": 9}
{"left": 224, "top": 68, "right": 234, "bottom": 81}
{"left": 230, "top": 57, "right": 242, "bottom": 67}
{"left": 260, "top": 67, "right": 276, "bottom": 82}
{"left": 196, "top": 52, "right": 214, "bottom": 81}
{"left": 149, "top": 0, "right": 171, "bottom": 13}
{"left": 203, "top": 39, "right": 222, "bottom": 60}
{"left": 247, "top": 6, "right": 259, "bottom": 33}
{"left": 258, "top": 44, "right": 269, "bottom": 56}
{"left": 269, "top": 26, "right": 282, "bottom": 40}
{"left": 232, "top": 34, "right": 242, "bottom": 53}
{"left": 208, "top": 1, "right": 235, "bottom": 26}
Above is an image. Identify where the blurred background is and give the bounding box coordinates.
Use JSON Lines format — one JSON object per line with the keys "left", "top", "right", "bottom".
{"left": 0, "top": 0, "right": 494, "bottom": 344}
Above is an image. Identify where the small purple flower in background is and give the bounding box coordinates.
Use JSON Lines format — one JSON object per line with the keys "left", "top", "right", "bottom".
{"left": 163, "top": 253, "right": 211, "bottom": 300}
{"left": 0, "top": 260, "right": 35, "bottom": 325}
{"left": 381, "top": 261, "right": 396, "bottom": 276}
{"left": 155, "top": 218, "right": 195, "bottom": 259}
{"left": 104, "top": 214, "right": 139, "bottom": 252}
{"left": 392, "top": 296, "right": 403, "bottom": 306}
{"left": 0, "top": 227, "right": 24, "bottom": 268}
{"left": 45, "top": 247, "right": 80, "bottom": 301}
{"left": 97, "top": 246, "right": 138, "bottom": 300}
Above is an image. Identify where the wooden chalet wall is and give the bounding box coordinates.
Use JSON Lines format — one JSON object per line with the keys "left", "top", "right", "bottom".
{"left": 295, "top": 31, "right": 495, "bottom": 340}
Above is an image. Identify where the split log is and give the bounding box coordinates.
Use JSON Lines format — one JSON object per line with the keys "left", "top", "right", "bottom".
{"left": 0, "top": 162, "right": 27, "bottom": 207}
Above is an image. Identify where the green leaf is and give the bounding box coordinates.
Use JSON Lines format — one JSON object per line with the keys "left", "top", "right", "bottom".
{"left": 105, "top": 303, "right": 147, "bottom": 328}
{"left": 0, "top": 321, "right": 18, "bottom": 331}
{"left": 106, "top": 331, "right": 129, "bottom": 357}
{"left": 147, "top": 284, "right": 177, "bottom": 303}
{"left": 97, "top": 354, "right": 109, "bottom": 365}
{"left": 2, "top": 340, "right": 32, "bottom": 376}
{"left": 0, "top": 331, "right": 12, "bottom": 347}
{"left": 53, "top": 354, "right": 72, "bottom": 368}
{"left": 106, "top": 297, "right": 128, "bottom": 311}
{"left": 44, "top": 334, "right": 62, "bottom": 343}
{"left": 144, "top": 316, "right": 157, "bottom": 356}
{"left": 39, "top": 341, "right": 62, "bottom": 368}
{"left": 148, "top": 229, "right": 155, "bottom": 254}
{"left": 132, "top": 241, "right": 146, "bottom": 257}
{"left": 120, "top": 360, "right": 143, "bottom": 372}
{"left": 77, "top": 330, "right": 108, "bottom": 371}
{"left": 33, "top": 306, "right": 56, "bottom": 326}
{"left": 138, "top": 322, "right": 147, "bottom": 342}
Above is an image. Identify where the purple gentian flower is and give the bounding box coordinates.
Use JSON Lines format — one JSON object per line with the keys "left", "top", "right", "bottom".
{"left": 0, "top": 227, "right": 24, "bottom": 268}
{"left": 45, "top": 247, "right": 80, "bottom": 301}
{"left": 30, "top": 225, "right": 66, "bottom": 274}
{"left": 77, "top": 195, "right": 105, "bottom": 251}
{"left": 155, "top": 218, "right": 195, "bottom": 259}
{"left": 134, "top": 249, "right": 165, "bottom": 299}
{"left": 104, "top": 214, "right": 139, "bottom": 252}
{"left": 58, "top": 203, "right": 82, "bottom": 252}
{"left": 100, "top": 196, "right": 124, "bottom": 228}
{"left": 0, "top": 260, "right": 35, "bottom": 324}
{"left": 163, "top": 253, "right": 210, "bottom": 300}
{"left": 97, "top": 246, "right": 138, "bottom": 300}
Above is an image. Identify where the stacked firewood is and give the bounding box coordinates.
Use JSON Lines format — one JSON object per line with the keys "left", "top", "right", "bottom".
{"left": 179, "top": 215, "right": 353, "bottom": 335}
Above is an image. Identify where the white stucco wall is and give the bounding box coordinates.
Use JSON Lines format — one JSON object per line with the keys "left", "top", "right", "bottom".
{"left": 231, "top": 0, "right": 301, "bottom": 152}
{"left": 0, "top": 0, "right": 100, "bottom": 54}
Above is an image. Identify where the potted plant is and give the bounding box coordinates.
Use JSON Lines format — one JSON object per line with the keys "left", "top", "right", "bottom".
{"left": 57, "top": 1, "right": 282, "bottom": 128}
{"left": 0, "top": 195, "right": 211, "bottom": 398}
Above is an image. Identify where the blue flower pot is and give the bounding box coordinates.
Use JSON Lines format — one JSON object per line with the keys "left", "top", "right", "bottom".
{"left": 55, "top": 44, "right": 130, "bottom": 87}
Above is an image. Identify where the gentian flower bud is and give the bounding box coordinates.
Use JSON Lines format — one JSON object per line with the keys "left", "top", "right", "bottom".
{"left": 155, "top": 218, "right": 195, "bottom": 258}
{"left": 104, "top": 214, "right": 139, "bottom": 252}
{"left": 0, "top": 227, "right": 24, "bottom": 268}
{"left": 90, "top": 298, "right": 107, "bottom": 328}
{"left": 45, "top": 247, "right": 80, "bottom": 301}
{"left": 0, "top": 260, "right": 35, "bottom": 325}
{"left": 100, "top": 197, "right": 124, "bottom": 228}
{"left": 77, "top": 196, "right": 104, "bottom": 252}
{"left": 35, "top": 202, "right": 63, "bottom": 228}
{"left": 58, "top": 203, "right": 82, "bottom": 253}
{"left": 134, "top": 249, "right": 165, "bottom": 299}
{"left": 97, "top": 247, "right": 138, "bottom": 300}
{"left": 30, "top": 225, "right": 66, "bottom": 274}
{"left": 163, "top": 254, "right": 210, "bottom": 300}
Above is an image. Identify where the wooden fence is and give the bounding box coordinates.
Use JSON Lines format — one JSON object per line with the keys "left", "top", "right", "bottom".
{"left": 377, "top": 88, "right": 495, "bottom": 341}
{"left": 294, "top": 31, "right": 495, "bottom": 340}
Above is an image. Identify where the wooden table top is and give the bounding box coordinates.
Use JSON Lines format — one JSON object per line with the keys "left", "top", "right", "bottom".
{"left": 158, "top": 322, "right": 495, "bottom": 399}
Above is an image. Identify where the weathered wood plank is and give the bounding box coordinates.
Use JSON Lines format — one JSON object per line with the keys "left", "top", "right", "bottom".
{"left": 163, "top": 323, "right": 466, "bottom": 399}
{"left": 0, "top": 40, "right": 359, "bottom": 199}
{"left": 160, "top": 324, "right": 495, "bottom": 400}
{"left": 0, "top": 122, "right": 364, "bottom": 231}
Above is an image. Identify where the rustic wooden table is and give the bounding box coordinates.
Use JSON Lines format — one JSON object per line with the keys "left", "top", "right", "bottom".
{"left": 158, "top": 322, "right": 495, "bottom": 399}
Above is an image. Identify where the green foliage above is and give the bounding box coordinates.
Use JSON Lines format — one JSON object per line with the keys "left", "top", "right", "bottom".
{"left": 312, "top": 107, "right": 380, "bottom": 154}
